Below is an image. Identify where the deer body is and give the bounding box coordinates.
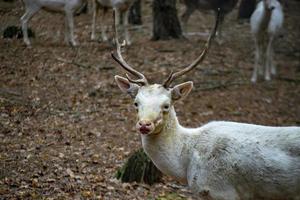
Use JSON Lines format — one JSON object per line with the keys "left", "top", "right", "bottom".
{"left": 180, "top": 0, "right": 238, "bottom": 39}
{"left": 21, "top": 0, "right": 87, "bottom": 47}
{"left": 250, "top": 0, "right": 284, "bottom": 82}
{"left": 142, "top": 109, "right": 300, "bottom": 199}
{"left": 116, "top": 81, "right": 300, "bottom": 200}
{"left": 91, "top": 0, "right": 135, "bottom": 44}
{"left": 112, "top": 12, "right": 300, "bottom": 199}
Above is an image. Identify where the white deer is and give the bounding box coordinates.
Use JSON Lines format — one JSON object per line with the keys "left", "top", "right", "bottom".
{"left": 250, "top": 0, "right": 284, "bottom": 83}
{"left": 180, "top": 0, "right": 238, "bottom": 40}
{"left": 21, "top": 0, "right": 87, "bottom": 47}
{"left": 112, "top": 10, "right": 300, "bottom": 200}
{"left": 91, "top": 0, "right": 135, "bottom": 45}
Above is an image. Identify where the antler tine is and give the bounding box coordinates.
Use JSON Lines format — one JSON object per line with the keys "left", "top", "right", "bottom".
{"left": 163, "top": 8, "right": 221, "bottom": 88}
{"left": 111, "top": 9, "right": 148, "bottom": 86}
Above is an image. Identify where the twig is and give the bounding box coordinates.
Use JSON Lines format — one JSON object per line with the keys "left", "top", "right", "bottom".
{"left": 47, "top": 108, "right": 102, "bottom": 116}
{"left": 55, "top": 56, "right": 91, "bottom": 69}
{"left": 156, "top": 49, "right": 177, "bottom": 53}
{"left": 0, "top": 97, "right": 30, "bottom": 107}
{"left": 195, "top": 67, "right": 241, "bottom": 75}
{"left": 97, "top": 66, "right": 115, "bottom": 70}
{"left": 278, "top": 77, "right": 300, "bottom": 84}
{"left": 54, "top": 55, "right": 114, "bottom": 71}
{"left": 166, "top": 183, "right": 186, "bottom": 190}
{"left": 0, "top": 88, "right": 21, "bottom": 96}
{"left": 195, "top": 80, "right": 248, "bottom": 91}
{"left": 0, "top": 89, "right": 30, "bottom": 106}
{"left": 184, "top": 32, "right": 210, "bottom": 37}
{"left": 33, "top": 101, "right": 54, "bottom": 115}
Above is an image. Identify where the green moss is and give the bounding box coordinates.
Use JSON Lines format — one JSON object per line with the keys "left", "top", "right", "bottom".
{"left": 116, "top": 148, "right": 162, "bottom": 185}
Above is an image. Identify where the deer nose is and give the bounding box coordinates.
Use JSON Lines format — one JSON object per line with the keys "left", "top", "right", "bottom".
{"left": 137, "top": 120, "right": 153, "bottom": 134}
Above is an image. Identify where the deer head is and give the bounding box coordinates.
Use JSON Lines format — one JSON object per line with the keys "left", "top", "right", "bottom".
{"left": 113, "top": 9, "right": 219, "bottom": 135}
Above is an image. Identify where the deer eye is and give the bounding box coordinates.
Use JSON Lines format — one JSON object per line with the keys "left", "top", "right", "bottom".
{"left": 162, "top": 104, "right": 170, "bottom": 112}
{"left": 134, "top": 102, "right": 139, "bottom": 109}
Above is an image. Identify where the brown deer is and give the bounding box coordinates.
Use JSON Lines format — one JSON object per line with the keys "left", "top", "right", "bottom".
{"left": 180, "top": 0, "right": 238, "bottom": 41}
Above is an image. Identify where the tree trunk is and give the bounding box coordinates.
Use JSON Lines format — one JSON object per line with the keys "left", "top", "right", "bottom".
{"left": 238, "top": 0, "right": 256, "bottom": 20}
{"left": 152, "top": 0, "right": 182, "bottom": 40}
{"left": 129, "top": 0, "right": 142, "bottom": 25}
{"left": 116, "top": 148, "right": 162, "bottom": 185}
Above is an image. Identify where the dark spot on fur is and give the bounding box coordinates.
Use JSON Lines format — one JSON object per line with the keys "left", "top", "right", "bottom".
{"left": 208, "top": 137, "right": 230, "bottom": 160}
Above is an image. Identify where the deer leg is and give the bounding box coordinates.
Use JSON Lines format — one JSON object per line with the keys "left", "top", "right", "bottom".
{"left": 258, "top": 51, "right": 264, "bottom": 75}
{"left": 54, "top": 24, "right": 61, "bottom": 43}
{"left": 91, "top": 0, "right": 98, "bottom": 40}
{"left": 181, "top": 7, "right": 195, "bottom": 34}
{"left": 268, "top": 37, "right": 276, "bottom": 75}
{"left": 187, "top": 155, "right": 239, "bottom": 200}
{"left": 216, "top": 14, "right": 224, "bottom": 44}
{"left": 21, "top": 6, "right": 39, "bottom": 47}
{"left": 265, "top": 36, "right": 274, "bottom": 81}
{"left": 251, "top": 38, "right": 261, "bottom": 83}
{"left": 258, "top": 40, "right": 264, "bottom": 76}
{"left": 54, "top": 16, "right": 64, "bottom": 43}
{"left": 123, "top": 9, "right": 131, "bottom": 45}
{"left": 65, "top": 11, "right": 77, "bottom": 47}
{"left": 64, "top": 14, "right": 69, "bottom": 44}
{"left": 270, "top": 48, "right": 276, "bottom": 75}
{"left": 100, "top": 9, "right": 108, "bottom": 42}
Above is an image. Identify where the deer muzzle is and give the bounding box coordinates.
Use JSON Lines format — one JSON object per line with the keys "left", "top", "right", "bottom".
{"left": 136, "top": 120, "right": 154, "bottom": 135}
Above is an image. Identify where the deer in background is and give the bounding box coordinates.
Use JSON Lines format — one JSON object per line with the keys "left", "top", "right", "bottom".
{"left": 180, "top": 0, "right": 238, "bottom": 40}
{"left": 250, "top": 0, "right": 284, "bottom": 82}
{"left": 112, "top": 9, "right": 300, "bottom": 200}
{"left": 91, "top": 0, "right": 135, "bottom": 45}
{"left": 21, "top": 0, "right": 87, "bottom": 47}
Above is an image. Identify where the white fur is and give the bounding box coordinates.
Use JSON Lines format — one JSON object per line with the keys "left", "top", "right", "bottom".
{"left": 250, "top": 0, "right": 284, "bottom": 82}
{"left": 115, "top": 77, "right": 300, "bottom": 200}
{"left": 91, "top": 0, "right": 134, "bottom": 44}
{"left": 143, "top": 111, "right": 300, "bottom": 200}
{"left": 21, "top": 0, "right": 86, "bottom": 47}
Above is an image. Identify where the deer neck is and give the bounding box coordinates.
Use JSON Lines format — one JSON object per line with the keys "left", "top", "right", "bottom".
{"left": 141, "top": 107, "right": 190, "bottom": 183}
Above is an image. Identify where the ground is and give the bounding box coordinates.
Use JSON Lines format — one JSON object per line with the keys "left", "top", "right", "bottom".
{"left": 0, "top": 0, "right": 299, "bottom": 200}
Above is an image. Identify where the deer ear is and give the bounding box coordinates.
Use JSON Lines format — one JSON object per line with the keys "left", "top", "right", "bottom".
{"left": 115, "top": 75, "right": 140, "bottom": 98}
{"left": 171, "top": 81, "right": 193, "bottom": 101}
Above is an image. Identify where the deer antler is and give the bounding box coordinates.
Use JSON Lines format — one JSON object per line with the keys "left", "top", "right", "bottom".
{"left": 111, "top": 9, "right": 148, "bottom": 86}
{"left": 163, "top": 8, "right": 221, "bottom": 88}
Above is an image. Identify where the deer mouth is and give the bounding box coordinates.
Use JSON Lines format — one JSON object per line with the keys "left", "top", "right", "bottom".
{"left": 139, "top": 126, "right": 151, "bottom": 135}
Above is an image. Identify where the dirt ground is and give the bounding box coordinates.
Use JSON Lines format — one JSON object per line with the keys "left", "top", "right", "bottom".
{"left": 0, "top": 0, "right": 299, "bottom": 199}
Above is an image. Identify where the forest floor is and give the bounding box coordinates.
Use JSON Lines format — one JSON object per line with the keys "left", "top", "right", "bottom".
{"left": 0, "top": 0, "right": 299, "bottom": 199}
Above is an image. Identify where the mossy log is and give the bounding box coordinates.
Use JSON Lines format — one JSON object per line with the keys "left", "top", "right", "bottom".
{"left": 116, "top": 148, "right": 162, "bottom": 185}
